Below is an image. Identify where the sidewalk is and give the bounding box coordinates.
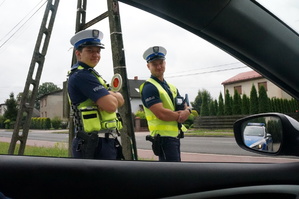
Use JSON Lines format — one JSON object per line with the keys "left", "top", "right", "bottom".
{"left": 1, "top": 136, "right": 298, "bottom": 163}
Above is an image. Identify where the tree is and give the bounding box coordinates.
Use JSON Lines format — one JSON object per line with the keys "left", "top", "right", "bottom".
{"left": 213, "top": 99, "right": 218, "bottom": 116}
{"left": 4, "top": 93, "right": 18, "bottom": 122}
{"left": 217, "top": 92, "right": 224, "bottom": 116}
{"left": 250, "top": 84, "right": 259, "bottom": 114}
{"left": 200, "top": 91, "right": 209, "bottom": 116}
{"left": 258, "top": 85, "right": 269, "bottom": 113}
{"left": 191, "top": 89, "right": 212, "bottom": 115}
{"left": 224, "top": 89, "right": 232, "bottom": 115}
{"left": 17, "top": 90, "right": 33, "bottom": 104}
{"left": 36, "top": 82, "right": 61, "bottom": 109}
{"left": 232, "top": 89, "right": 242, "bottom": 115}
{"left": 241, "top": 94, "right": 250, "bottom": 114}
{"left": 208, "top": 100, "right": 216, "bottom": 116}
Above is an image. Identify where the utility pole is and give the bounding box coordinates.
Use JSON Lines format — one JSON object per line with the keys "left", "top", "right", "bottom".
{"left": 69, "top": 0, "right": 137, "bottom": 160}
{"left": 8, "top": 0, "right": 60, "bottom": 155}
{"left": 107, "top": 0, "right": 138, "bottom": 160}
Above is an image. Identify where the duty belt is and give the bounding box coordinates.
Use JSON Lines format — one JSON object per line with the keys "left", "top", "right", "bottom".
{"left": 88, "top": 129, "right": 118, "bottom": 138}
{"left": 77, "top": 129, "right": 118, "bottom": 140}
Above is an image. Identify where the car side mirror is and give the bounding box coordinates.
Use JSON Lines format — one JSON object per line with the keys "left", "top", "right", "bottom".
{"left": 234, "top": 113, "right": 299, "bottom": 156}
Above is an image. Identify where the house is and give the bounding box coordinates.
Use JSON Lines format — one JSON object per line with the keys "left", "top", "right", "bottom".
{"left": 0, "top": 104, "right": 7, "bottom": 116}
{"left": 128, "top": 76, "right": 145, "bottom": 114}
{"left": 39, "top": 90, "right": 64, "bottom": 119}
{"left": 222, "top": 70, "right": 292, "bottom": 99}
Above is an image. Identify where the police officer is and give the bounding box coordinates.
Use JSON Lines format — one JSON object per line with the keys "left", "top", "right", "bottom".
{"left": 140, "top": 46, "right": 191, "bottom": 162}
{"left": 68, "top": 29, "right": 124, "bottom": 159}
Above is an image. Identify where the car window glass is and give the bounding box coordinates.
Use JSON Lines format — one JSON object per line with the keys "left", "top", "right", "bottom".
{"left": 0, "top": 1, "right": 298, "bottom": 164}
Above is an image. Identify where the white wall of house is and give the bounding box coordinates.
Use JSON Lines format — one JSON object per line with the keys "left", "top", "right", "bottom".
{"left": 223, "top": 77, "right": 293, "bottom": 100}
{"left": 130, "top": 98, "right": 143, "bottom": 114}
{"left": 40, "top": 93, "right": 64, "bottom": 119}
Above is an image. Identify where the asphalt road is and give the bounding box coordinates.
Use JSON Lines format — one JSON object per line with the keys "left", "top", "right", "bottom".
{"left": 0, "top": 130, "right": 257, "bottom": 156}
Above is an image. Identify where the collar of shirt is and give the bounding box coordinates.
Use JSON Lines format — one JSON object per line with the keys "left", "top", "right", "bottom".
{"left": 150, "top": 75, "right": 174, "bottom": 101}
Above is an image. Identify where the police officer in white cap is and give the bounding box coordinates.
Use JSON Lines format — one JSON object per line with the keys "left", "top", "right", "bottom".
{"left": 140, "top": 46, "right": 191, "bottom": 162}
{"left": 68, "top": 29, "right": 124, "bottom": 159}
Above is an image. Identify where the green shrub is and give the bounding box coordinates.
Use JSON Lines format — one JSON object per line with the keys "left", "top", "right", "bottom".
{"left": 51, "top": 117, "right": 62, "bottom": 129}
{"left": 4, "top": 119, "right": 11, "bottom": 129}
{"left": 0, "top": 115, "right": 5, "bottom": 128}
{"left": 135, "top": 110, "right": 146, "bottom": 119}
{"left": 45, "top": 118, "right": 51, "bottom": 129}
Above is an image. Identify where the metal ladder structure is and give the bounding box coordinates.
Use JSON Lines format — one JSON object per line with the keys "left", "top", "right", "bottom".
{"left": 8, "top": 0, "right": 60, "bottom": 155}
{"left": 8, "top": 0, "right": 137, "bottom": 160}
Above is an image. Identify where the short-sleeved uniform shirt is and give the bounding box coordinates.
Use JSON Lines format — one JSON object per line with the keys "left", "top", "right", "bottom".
{"left": 68, "top": 61, "right": 110, "bottom": 105}
{"left": 141, "top": 75, "right": 180, "bottom": 109}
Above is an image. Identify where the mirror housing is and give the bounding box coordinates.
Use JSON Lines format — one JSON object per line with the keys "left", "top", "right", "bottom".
{"left": 234, "top": 113, "right": 299, "bottom": 156}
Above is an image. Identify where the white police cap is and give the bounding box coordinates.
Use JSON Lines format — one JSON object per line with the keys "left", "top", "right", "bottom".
{"left": 70, "top": 29, "right": 104, "bottom": 49}
{"left": 143, "top": 46, "right": 167, "bottom": 62}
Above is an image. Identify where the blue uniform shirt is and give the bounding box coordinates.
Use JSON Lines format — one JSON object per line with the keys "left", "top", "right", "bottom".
{"left": 141, "top": 75, "right": 180, "bottom": 109}
{"left": 68, "top": 61, "right": 110, "bottom": 105}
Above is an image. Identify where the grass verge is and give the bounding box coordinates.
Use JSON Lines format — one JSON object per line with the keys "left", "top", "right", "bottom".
{"left": 186, "top": 129, "right": 234, "bottom": 137}
{"left": 0, "top": 142, "right": 68, "bottom": 157}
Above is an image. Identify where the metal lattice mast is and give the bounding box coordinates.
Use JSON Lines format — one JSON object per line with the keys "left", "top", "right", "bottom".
{"left": 8, "top": 0, "right": 60, "bottom": 155}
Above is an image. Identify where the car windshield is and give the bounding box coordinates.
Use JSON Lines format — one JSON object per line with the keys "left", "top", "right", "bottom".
{"left": 244, "top": 126, "right": 265, "bottom": 137}
{"left": 0, "top": 1, "right": 298, "bottom": 164}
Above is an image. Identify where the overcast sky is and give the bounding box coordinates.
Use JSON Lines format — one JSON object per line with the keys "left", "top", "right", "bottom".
{"left": 0, "top": 0, "right": 298, "bottom": 105}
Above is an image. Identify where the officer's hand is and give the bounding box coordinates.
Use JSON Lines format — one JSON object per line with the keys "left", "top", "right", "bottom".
{"left": 177, "top": 109, "right": 191, "bottom": 123}
{"left": 109, "top": 91, "right": 124, "bottom": 107}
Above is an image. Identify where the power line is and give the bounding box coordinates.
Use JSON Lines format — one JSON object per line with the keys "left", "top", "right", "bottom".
{"left": 165, "top": 65, "right": 248, "bottom": 78}
{"left": 166, "top": 62, "right": 242, "bottom": 76}
{"left": 0, "top": 0, "right": 6, "bottom": 7}
{"left": 0, "top": 0, "right": 47, "bottom": 49}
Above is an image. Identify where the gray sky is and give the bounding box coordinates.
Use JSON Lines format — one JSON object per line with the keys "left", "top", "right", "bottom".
{"left": 0, "top": 0, "right": 298, "bottom": 104}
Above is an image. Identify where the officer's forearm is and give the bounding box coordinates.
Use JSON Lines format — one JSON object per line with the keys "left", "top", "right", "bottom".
{"left": 154, "top": 109, "right": 180, "bottom": 122}
{"left": 109, "top": 91, "right": 124, "bottom": 107}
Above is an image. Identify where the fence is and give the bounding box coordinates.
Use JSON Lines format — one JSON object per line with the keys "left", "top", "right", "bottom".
{"left": 194, "top": 113, "right": 299, "bottom": 129}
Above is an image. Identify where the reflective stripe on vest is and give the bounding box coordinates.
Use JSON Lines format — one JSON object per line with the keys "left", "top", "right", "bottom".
{"left": 140, "top": 78, "right": 179, "bottom": 137}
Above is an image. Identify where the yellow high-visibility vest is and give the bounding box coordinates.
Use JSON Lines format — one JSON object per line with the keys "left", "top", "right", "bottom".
{"left": 140, "top": 78, "right": 186, "bottom": 137}
{"left": 69, "top": 66, "right": 122, "bottom": 133}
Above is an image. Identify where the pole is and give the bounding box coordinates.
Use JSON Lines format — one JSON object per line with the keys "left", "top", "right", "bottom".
{"left": 107, "top": 0, "right": 138, "bottom": 160}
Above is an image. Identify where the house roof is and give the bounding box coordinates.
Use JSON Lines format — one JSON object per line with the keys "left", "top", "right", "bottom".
{"left": 38, "top": 89, "right": 63, "bottom": 100}
{"left": 128, "top": 79, "right": 145, "bottom": 98}
{"left": 222, "top": 70, "right": 263, "bottom": 85}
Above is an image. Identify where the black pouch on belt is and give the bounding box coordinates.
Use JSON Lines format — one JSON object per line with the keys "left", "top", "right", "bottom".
{"left": 77, "top": 131, "right": 99, "bottom": 159}
{"left": 152, "top": 134, "right": 161, "bottom": 156}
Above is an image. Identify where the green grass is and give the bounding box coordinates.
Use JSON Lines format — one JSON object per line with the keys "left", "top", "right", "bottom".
{"left": 0, "top": 142, "right": 69, "bottom": 157}
{"left": 186, "top": 129, "right": 234, "bottom": 137}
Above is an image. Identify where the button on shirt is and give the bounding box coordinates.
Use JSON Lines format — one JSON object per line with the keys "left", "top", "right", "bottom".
{"left": 68, "top": 62, "right": 110, "bottom": 105}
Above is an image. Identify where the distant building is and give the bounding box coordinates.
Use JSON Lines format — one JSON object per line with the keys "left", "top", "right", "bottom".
{"left": 222, "top": 70, "right": 292, "bottom": 99}
{"left": 39, "top": 90, "right": 64, "bottom": 119}
{"left": 0, "top": 104, "right": 7, "bottom": 116}
{"left": 128, "top": 76, "right": 145, "bottom": 114}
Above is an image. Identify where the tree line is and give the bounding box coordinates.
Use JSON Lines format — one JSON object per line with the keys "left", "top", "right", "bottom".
{"left": 191, "top": 84, "right": 299, "bottom": 116}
